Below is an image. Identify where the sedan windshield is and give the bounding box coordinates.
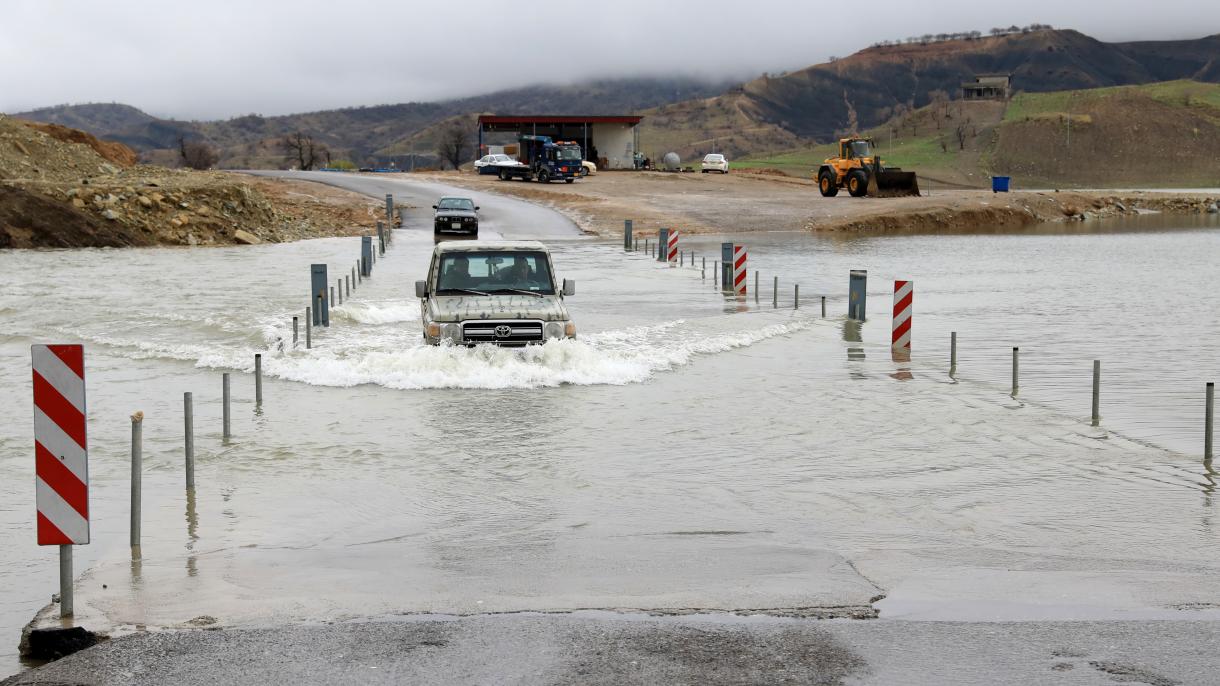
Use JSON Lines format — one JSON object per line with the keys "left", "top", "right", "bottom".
{"left": 436, "top": 251, "right": 555, "bottom": 295}
{"left": 437, "top": 198, "right": 475, "bottom": 211}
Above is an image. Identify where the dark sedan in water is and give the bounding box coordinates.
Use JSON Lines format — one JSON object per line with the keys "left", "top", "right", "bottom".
{"left": 433, "top": 197, "right": 479, "bottom": 237}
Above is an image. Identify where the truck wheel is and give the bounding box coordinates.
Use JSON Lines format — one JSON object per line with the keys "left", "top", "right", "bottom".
{"left": 847, "top": 170, "right": 869, "bottom": 197}
{"left": 818, "top": 170, "right": 839, "bottom": 197}
{"left": 538, "top": 169, "right": 550, "bottom": 183}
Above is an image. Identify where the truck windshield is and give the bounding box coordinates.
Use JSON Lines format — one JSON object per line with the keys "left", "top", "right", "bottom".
{"left": 556, "top": 146, "right": 583, "bottom": 161}
{"left": 436, "top": 251, "right": 555, "bottom": 295}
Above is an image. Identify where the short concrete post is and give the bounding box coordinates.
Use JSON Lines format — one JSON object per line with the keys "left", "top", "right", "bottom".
{"left": 714, "top": 261, "right": 719, "bottom": 287}
{"left": 385, "top": 193, "right": 393, "bottom": 223}
{"left": 292, "top": 316, "right": 298, "bottom": 348}
{"left": 821, "top": 296, "right": 826, "bottom": 317}
{"left": 950, "top": 332, "right": 957, "bottom": 377}
{"left": 377, "top": 221, "right": 386, "bottom": 256}
{"left": 645, "top": 238, "right": 650, "bottom": 256}
{"left": 222, "top": 372, "right": 231, "bottom": 441}
{"left": 317, "top": 293, "right": 326, "bottom": 328}
{"left": 755, "top": 271, "right": 759, "bottom": 302}
{"left": 794, "top": 284, "right": 800, "bottom": 309}
{"left": 702, "top": 257, "right": 706, "bottom": 279}
{"left": 130, "top": 411, "right": 143, "bottom": 551}
{"left": 255, "top": 353, "right": 263, "bottom": 405}
{"left": 680, "top": 250, "right": 685, "bottom": 267}
{"left": 184, "top": 392, "right": 195, "bottom": 490}
{"left": 336, "top": 281, "right": 342, "bottom": 305}
{"left": 330, "top": 286, "right": 336, "bottom": 308}
{"left": 773, "top": 276, "right": 779, "bottom": 308}
{"left": 624, "top": 220, "right": 633, "bottom": 251}
{"left": 59, "top": 544, "right": 72, "bottom": 618}
{"left": 1206, "top": 382, "right": 1214, "bottom": 463}
{"left": 305, "top": 307, "right": 312, "bottom": 349}
{"left": 633, "top": 237, "right": 638, "bottom": 252}
{"left": 849, "top": 270, "right": 868, "bottom": 320}
{"left": 346, "top": 275, "right": 350, "bottom": 298}
{"left": 1011, "top": 347, "right": 1019, "bottom": 398}
{"left": 1091, "top": 360, "right": 1101, "bottom": 426}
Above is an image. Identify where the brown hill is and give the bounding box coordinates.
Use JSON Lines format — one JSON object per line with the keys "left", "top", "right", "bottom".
{"left": 19, "top": 120, "right": 137, "bottom": 166}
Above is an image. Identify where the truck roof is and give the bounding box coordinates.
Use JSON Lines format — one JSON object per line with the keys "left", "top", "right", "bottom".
{"left": 433, "top": 240, "right": 550, "bottom": 253}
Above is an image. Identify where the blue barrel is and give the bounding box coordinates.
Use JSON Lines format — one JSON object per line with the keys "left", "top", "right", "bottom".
{"left": 991, "top": 176, "right": 1011, "bottom": 193}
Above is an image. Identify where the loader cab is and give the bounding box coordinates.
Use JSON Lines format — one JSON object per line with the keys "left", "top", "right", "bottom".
{"left": 843, "top": 139, "right": 873, "bottom": 160}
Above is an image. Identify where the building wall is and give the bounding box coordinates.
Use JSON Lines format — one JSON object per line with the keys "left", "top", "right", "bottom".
{"left": 591, "top": 123, "right": 636, "bottom": 169}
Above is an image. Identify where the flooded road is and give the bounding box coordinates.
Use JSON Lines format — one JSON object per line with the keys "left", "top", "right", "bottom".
{"left": 1, "top": 182, "right": 1218, "bottom": 676}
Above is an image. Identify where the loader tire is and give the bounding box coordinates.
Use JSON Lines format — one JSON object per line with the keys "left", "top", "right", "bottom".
{"left": 818, "top": 170, "right": 839, "bottom": 197}
{"left": 847, "top": 169, "right": 869, "bottom": 197}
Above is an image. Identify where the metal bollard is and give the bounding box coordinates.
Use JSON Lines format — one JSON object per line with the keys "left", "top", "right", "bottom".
{"left": 184, "top": 392, "right": 195, "bottom": 490}
{"left": 950, "top": 332, "right": 957, "bottom": 377}
{"left": 353, "top": 265, "right": 358, "bottom": 287}
{"left": 773, "top": 276, "right": 779, "bottom": 308}
{"left": 794, "top": 284, "right": 800, "bottom": 309}
{"left": 331, "top": 286, "right": 336, "bottom": 308}
{"left": 821, "top": 296, "right": 826, "bottom": 317}
{"left": 336, "top": 281, "right": 342, "bottom": 305}
{"left": 1091, "top": 360, "right": 1101, "bottom": 426}
{"left": 255, "top": 353, "right": 263, "bottom": 405}
{"left": 680, "top": 250, "right": 684, "bottom": 267}
{"left": 222, "top": 373, "right": 231, "bottom": 441}
{"left": 624, "top": 219, "right": 633, "bottom": 251}
{"left": 1011, "top": 347, "right": 1019, "bottom": 397}
{"left": 305, "top": 307, "right": 312, "bottom": 349}
{"left": 1206, "top": 382, "right": 1214, "bottom": 463}
{"left": 346, "top": 275, "right": 350, "bottom": 298}
{"left": 702, "top": 257, "right": 706, "bottom": 279}
{"left": 59, "top": 544, "right": 72, "bottom": 618}
{"left": 755, "top": 271, "right": 759, "bottom": 302}
{"left": 130, "top": 411, "right": 143, "bottom": 551}
{"left": 292, "top": 316, "right": 298, "bottom": 348}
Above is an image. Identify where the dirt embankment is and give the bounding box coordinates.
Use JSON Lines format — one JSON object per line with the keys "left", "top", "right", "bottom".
{"left": 410, "top": 169, "right": 1220, "bottom": 238}
{"left": 0, "top": 115, "right": 382, "bottom": 248}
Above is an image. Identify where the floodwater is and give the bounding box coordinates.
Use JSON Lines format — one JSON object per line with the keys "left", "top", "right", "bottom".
{"left": 2, "top": 213, "right": 1219, "bottom": 676}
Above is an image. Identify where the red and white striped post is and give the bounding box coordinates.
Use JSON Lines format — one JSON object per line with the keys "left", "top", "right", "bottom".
{"left": 666, "top": 229, "right": 679, "bottom": 265}
{"left": 732, "top": 244, "right": 748, "bottom": 296}
{"left": 31, "top": 344, "right": 89, "bottom": 618}
{"left": 892, "top": 280, "right": 913, "bottom": 352}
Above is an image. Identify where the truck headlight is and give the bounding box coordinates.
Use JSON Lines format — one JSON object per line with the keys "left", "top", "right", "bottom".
{"left": 442, "top": 323, "right": 461, "bottom": 342}
{"left": 545, "top": 322, "right": 564, "bottom": 339}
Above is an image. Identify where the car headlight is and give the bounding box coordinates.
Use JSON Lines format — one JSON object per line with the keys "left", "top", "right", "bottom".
{"left": 544, "top": 322, "right": 564, "bottom": 339}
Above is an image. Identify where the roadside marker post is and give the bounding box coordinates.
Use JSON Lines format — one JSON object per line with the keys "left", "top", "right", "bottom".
{"left": 891, "top": 280, "right": 913, "bottom": 353}
{"left": 361, "top": 236, "right": 373, "bottom": 277}
{"left": 667, "top": 230, "right": 680, "bottom": 265}
{"left": 385, "top": 194, "right": 393, "bottom": 224}
{"left": 1092, "top": 360, "right": 1101, "bottom": 426}
{"left": 377, "top": 221, "right": 386, "bottom": 256}
{"left": 720, "top": 243, "right": 734, "bottom": 294}
{"left": 624, "top": 220, "right": 633, "bottom": 251}
{"left": 849, "top": 270, "right": 868, "bottom": 320}
{"left": 1205, "top": 382, "right": 1214, "bottom": 464}
{"left": 657, "top": 229, "right": 669, "bottom": 263}
{"left": 31, "top": 344, "right": 89, "bottom": 618}
{"left": 732, "top": 245, "right": 747, "bottom": 296}
{"left": 130, "top": 411, "right": 142, "bottom": 554}
{"left": 310, "top": 264, "right": 329, "bottom": 327}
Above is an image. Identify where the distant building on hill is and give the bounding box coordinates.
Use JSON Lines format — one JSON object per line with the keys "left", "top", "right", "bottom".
{"left": 962, "top": 74, "right": 1011, "bottom": 100}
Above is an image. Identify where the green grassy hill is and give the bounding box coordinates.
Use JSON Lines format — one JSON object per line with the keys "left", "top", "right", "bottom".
{"left": 735, "top": 80, "right": 1220, "bottom": 188}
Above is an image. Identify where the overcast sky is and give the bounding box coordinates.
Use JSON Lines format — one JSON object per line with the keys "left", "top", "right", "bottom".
{"left": 2, "top": 0, "right": 1215, "bottom": 120}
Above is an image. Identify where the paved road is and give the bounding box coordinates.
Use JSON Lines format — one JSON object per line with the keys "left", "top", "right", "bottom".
{"left": 6, "top": 613, "right": 1216, "bottom": 685}
{"left": 245, "top": 171, "right": 581, "bottom": 240}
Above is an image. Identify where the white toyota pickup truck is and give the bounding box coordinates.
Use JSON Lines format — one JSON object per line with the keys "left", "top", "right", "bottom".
{"left": 415, "top": 241, "right": 576, "bottom": 346}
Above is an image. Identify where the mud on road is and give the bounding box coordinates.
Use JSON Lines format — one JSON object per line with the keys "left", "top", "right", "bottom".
{"left": 406, "top": 169, "right": 1220, "bottom": 239}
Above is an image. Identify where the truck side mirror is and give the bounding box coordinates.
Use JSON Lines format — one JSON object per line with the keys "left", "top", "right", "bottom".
{"left": 431, "top": 205, "right": 437, "bottom": 209}
{"left": 415, "top": 280, "right": 427, "bottom": 298}
{"left": 474, "top": 206, "right": 480, "bottom": 211}
{"left": 562, "top": 279, "right": 575, "bottom": 297}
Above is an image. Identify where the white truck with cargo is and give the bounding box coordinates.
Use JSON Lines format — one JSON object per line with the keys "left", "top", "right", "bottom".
{"left": 415, "top": 241, "right": 577, "bottom": 346}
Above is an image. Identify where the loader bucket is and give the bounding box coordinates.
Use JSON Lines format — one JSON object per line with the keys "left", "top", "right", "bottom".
{"left": 867, "top": 169, "right": 921, "bottom": 197}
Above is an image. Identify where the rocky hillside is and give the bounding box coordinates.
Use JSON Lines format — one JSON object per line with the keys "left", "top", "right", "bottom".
{"left": 639, "top": 30, "right": 1220, "bottom": 160}
{"left": 0, "top": 114, "right": 380, "bottom": 248}
{"left": 15, "top": 77, "right": 734, "bottom": 169}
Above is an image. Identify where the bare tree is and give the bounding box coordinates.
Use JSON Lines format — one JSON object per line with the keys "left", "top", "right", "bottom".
{"left": 842, "top": 91, "right": 859, "bottom": 135}
{"left": 435, "top": 123, "right": 472, "bottom": 170}
{"left": 178, "top": 136, "right": 219, "bottom": 170}
{"left": 954, "top": 119, "right": 971, "bottom": 150}
{"left": 281, "top": 131, "right": 325, "bottom": 171}
{"left": 928, "top": 90, "right": 950, "bottom": 128}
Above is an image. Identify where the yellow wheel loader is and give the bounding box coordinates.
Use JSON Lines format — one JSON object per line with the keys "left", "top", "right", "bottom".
{"left": 815, "top": 137, "right": 920, "bottom": 198}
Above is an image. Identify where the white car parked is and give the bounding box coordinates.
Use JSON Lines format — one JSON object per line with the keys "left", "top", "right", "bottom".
{"left": 701, "top": 153, "right": 730, "bottom": 174}
{"left": 475, "top": 154, "right": 514, "bottom": 175}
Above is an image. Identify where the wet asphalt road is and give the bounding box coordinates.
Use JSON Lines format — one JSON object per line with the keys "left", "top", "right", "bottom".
{"left": 243, "top": 170, "right": 582, "bottom": 239}
{"left": 6, "top": 614, "right": 1216, "bottom": 686}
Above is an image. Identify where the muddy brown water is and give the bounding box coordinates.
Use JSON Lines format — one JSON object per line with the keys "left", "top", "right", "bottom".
{"left": 1, "top": 212, "right": 1218, "bottom": 676}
